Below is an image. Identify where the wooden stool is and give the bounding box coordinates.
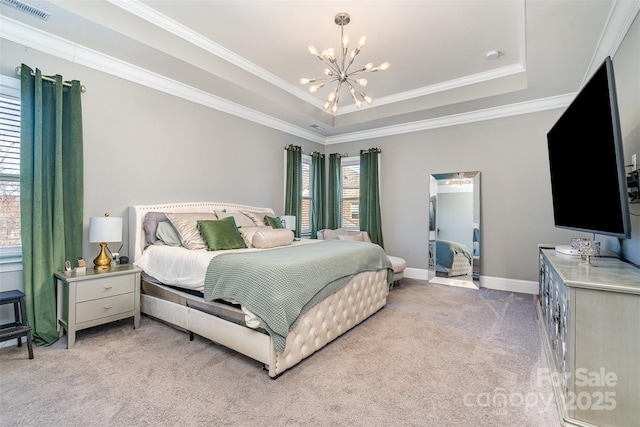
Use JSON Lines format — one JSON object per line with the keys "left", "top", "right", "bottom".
{"left": 0, "top": 290, "right": 34, "bottom": 359}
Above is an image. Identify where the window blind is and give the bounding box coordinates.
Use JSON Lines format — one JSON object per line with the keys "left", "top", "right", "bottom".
{"left": 0, "top": 94, "right": 21, "bottom": 249}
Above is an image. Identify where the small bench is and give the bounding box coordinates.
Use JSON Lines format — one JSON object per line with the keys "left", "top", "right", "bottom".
{"left": 0, "top": 290, "right": 34, "bottom": 359}
{"left": 387, "top": 255, "right": 407, "bottom": 288}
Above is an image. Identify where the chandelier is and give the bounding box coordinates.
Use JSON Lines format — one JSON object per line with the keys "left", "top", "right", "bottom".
{"left": 299, "top": 13, "right": 390, "bottom": 115}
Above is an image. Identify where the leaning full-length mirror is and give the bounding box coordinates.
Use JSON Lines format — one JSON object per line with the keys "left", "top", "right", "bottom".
{"left": 428, "top": 171, "right": 480, "bottom": 288}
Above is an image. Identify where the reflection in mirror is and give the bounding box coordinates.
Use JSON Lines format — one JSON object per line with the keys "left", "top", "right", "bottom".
{"left": 428, "top": 171, "right": 480, "bottom": 289}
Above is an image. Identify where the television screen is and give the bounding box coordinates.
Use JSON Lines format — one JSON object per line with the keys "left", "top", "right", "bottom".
{"left": 546, "top": 56, "right": 631, "bottom": 239}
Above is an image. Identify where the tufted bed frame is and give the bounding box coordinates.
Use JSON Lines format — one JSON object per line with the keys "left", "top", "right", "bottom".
{"left": 129, "top": 202, "right": 390, "bottom": 378}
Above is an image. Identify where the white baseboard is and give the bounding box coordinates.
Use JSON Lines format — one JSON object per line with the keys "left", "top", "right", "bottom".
{"left": 403, "top": 268, "right": 538, "bottom": 295}
{"left": 480, "top": 276, "right": 538, "bottom": 295}
{"left": 404, "top": 267, "right": 429, "bottom": 281}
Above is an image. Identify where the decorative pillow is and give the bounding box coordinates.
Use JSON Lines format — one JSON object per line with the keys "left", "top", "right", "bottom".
{"left": 155, "top": 221, "right": 182, "bottom": 246}
{"left": 241, "top": 210, "right": 267, "bottom": 226}
{"left": 166, "top": 212, "right": 218, "bottom": 250}
{"left": 238, "top": 226, "right": 273, "bottom": 248}
{"left": 252, "top": 228, "right": 294, "bottom": 249}
{"left": 143, "top": 212, "right": 168, "bottom": 246}
{"left": 323, "top": 227, "right": 349, "bottom": 239}
{"left": 264, "top": 215, "right": 283, "bottom": 229}
{"left": 197, "top": 217, "right": 247, "bottom": 251}
{"left": 214, "top": 210, "right": 255, "bottom": 228}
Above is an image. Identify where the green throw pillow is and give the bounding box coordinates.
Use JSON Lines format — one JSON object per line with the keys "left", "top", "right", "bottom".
{"left": 264, "top": 215, "right": 283, "bottom": 229}
{"left": 197, "top": 216, "right": 247, "bottom": 251}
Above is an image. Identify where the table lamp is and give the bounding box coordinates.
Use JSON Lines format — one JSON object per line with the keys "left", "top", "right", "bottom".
{"left": 89, "top": 214, "right": 123, "bottom": 270}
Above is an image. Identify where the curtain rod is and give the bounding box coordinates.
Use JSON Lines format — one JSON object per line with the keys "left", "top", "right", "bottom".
{"left": 284, "top": 146, "right": 348, "bottom": 157}
{"left": 15, "top": 66, "right": 87, "bottom": 93}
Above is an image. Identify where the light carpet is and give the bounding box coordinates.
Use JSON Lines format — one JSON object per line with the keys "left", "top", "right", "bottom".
{"left": 0, "top": 279, "right": 559, "bottom": 426}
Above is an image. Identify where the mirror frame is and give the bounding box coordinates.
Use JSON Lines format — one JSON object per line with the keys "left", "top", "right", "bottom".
{"left": 428, "top": 171, "right": 480, "bottom": 287}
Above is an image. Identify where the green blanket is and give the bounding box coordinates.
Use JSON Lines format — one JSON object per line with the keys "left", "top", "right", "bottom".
{"left": 203, "top": 240, "right": 393, "bottom": 352}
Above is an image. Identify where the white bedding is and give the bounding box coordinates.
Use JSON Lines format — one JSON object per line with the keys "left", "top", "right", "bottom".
{"left": 135, "top": 239, "right": 319, "bottom": 291}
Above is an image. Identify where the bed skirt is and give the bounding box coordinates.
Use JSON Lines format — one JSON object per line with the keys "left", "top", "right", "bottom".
{"left": 141, "top": 269, "right": 389, "bottom": 377}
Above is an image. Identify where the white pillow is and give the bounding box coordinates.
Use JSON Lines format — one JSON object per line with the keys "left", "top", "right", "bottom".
{"left": 166, "top": 212, "right": 218, "bottom": 250}
{"left": 252, "top": 228, "right": 294, "bottom": 249}
{"left": 238, "top": 226, "right": 272, "bottom": 248}
{"left": 241, "top": 210, "right": 267, "bottom": 226}
{"left": 214, "top": 210, "right": 255, "bottom": 228}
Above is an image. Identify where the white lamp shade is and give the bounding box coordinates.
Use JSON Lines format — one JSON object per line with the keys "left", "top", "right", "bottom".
{"left": 89, "top": 216, "right": 123, "bottom": 243}
{"left": 280, "top": 215, "right": 296, "bottom": 230}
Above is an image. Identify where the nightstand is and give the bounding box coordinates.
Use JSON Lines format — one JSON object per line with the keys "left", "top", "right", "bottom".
{"left": 55, "top": 264, "right": 141, "bottom": 348}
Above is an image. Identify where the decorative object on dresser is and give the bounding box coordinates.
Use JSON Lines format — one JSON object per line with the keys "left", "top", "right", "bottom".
{"left": 129, "top": 202, "right": 392, "bottom": 378}
{"left": 89, "top": 214, "right": 123, "bottom": 270}
{"left": 537, "top": 247, "right": 640, "bottom": 426}
{"left": 54, "top": 264, "right": 141, "bottom": 348}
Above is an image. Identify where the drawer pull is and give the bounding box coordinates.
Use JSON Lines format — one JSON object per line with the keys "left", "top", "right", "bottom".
{"left": 103, "top": 305, "right": 113, "bottom": 310}
{"left": 104, "top": 285, "right": 113, "bottom": 290}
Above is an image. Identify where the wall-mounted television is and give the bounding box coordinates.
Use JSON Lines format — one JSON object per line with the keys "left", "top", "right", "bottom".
{"left": 547, "top": 56, "right": 631, "bottom": 239}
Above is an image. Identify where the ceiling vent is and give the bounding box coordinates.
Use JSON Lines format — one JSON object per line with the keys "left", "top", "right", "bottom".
{"left": 0, "top": 0, "right": 50, "bottom": 20}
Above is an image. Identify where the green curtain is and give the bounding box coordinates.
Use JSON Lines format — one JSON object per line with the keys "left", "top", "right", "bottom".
{"left": 327, "top": 153, "right": 342, "bottom": 229}
{"left": 20, "top": 65, "right": 84, "bottom": 345}
{"left": 310, "top": 152, "right": 325, "bottom": 238}
{"left": 359, "top": 148, "right": 384, "bottom": 248}
{"left": 284, "top": 145, "right": 302, "bottom": 237}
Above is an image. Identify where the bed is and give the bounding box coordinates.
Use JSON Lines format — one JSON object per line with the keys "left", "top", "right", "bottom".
{"left": 435, "top": 239, "right": 473, "bottom": 277}
{"left": 129, "top": 202, "right": 392, "bottom": 378}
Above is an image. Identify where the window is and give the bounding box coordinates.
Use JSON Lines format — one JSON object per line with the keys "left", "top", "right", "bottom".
{"left": 300, "top": 154, "right": 312, "bottom": 236}
{"left": 341, "top": 156, "right": 360, "bottom": 230}
{"left": 0, "top": 77, "right": 21, "bottom": 259}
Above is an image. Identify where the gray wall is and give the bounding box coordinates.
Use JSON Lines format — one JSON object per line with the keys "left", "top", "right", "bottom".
{"left": 0, "top": 12, "right": 638, "bottom": 300}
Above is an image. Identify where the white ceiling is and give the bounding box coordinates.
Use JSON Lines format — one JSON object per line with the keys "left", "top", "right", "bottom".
{"left": 1, "top": 0, "right": 638, "bottom": 143}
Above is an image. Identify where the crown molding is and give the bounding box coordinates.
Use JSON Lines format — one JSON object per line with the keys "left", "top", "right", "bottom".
{"left": 106, "top": 0, "right": 323, "bottom": 109}
{"left": 324, "top": 94, "right": 574, "bottom": 144}
{"left": 582, "top": 0, "right": 640, "bottom": 87}
{"left": 0, "top": 15, "right": 325, "bottom": 144}
{"left": 337, "top": 63, "right": 527, "bottom": 115}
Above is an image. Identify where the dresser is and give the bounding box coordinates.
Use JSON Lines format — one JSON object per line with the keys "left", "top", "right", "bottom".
{"left": 537, "top": 248, "right": 640, "bottom": 427}
{"left": 55, "top": 264, "right": 141, "bottom": 348}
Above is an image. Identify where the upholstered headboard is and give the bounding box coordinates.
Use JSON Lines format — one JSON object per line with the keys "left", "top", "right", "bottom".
{"left": 128, "top": 202, "right": 275, "bottom": 263}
